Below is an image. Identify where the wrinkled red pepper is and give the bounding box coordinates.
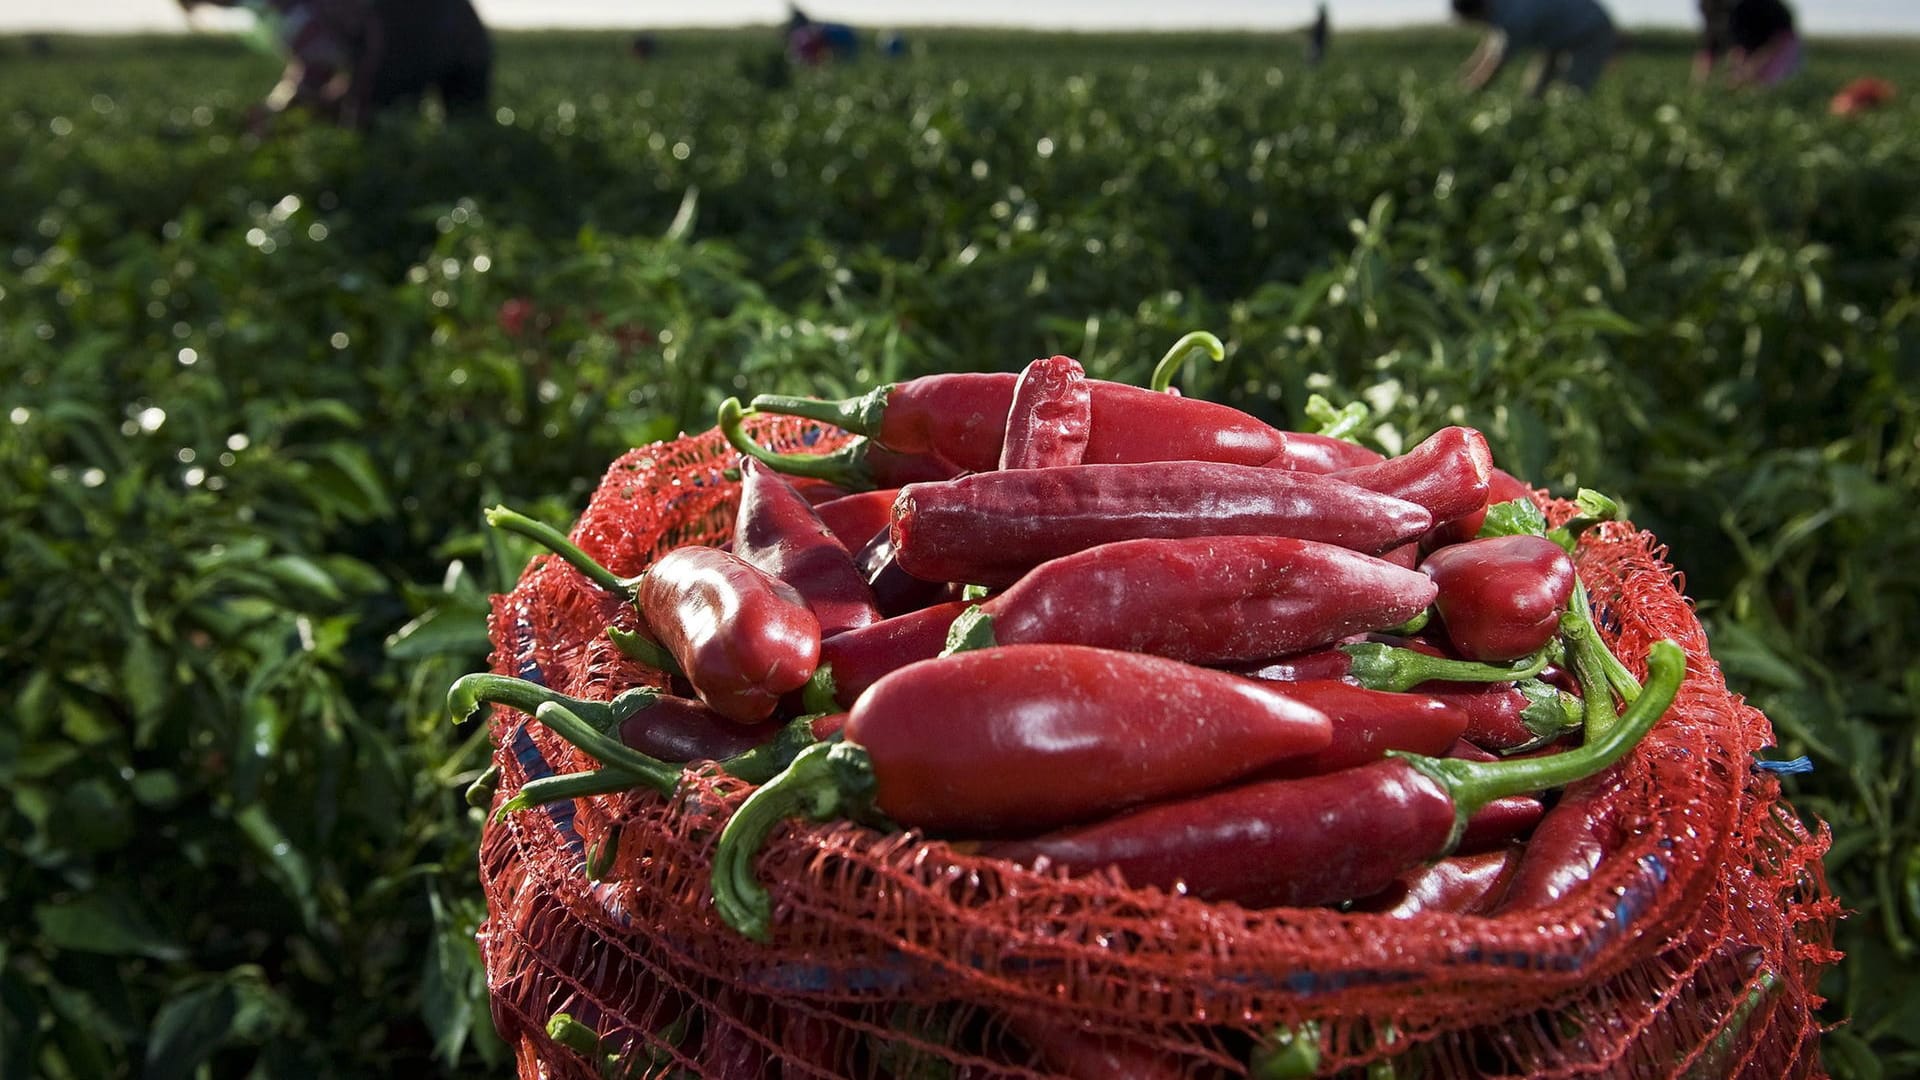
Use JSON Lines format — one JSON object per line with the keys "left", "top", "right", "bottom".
{"left": 985, "top": 640, "right": 1682, "bottom": 910}
{"left": 1332, "top": 425, "right": 1493, "bottom": 528}
{"left": 639, "top": 546, "right": 821, "bottom": 724}
{"left": 1421, "top": 534, "right": 1577, "bottom": 662}
{"left": 813, "top": 488, "right": 900, "bottom": 552}
{"left": 891, "top": 462, "right": 1433, "bottom": 587}
{"left": 999, "top": 355, "right": 1092, "bottom": 469}
{"left": 956, "top": 536, "right": 1436, "bottom": 665}
{"left": 748, "top": 370, "right": 1289, "bottom": 472}
{"left": 732, "top": 460, "right": 881, "bottom": 636}
{"left": 710, "top": 644, "right": 1332, "bottom": 939}
{"left": 1485, "top": 772, "right": 1631, "bottom": 912}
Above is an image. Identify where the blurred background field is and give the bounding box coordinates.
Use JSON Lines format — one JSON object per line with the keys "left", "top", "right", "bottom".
{"left": 1, "top": 25, "right": 1916, "bottom": 1078}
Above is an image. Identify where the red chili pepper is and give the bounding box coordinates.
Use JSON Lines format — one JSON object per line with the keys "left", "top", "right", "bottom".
{"left": 985, "top": 641, "right": 1682, "bottom": 910}
{"left": 955, "top": 536, "right": 1436, "bottom": 665}
{"left": 710, "top": 644, "right": 1333, "bottom": 939}
{"left": 813, "top": 488, "right": 900, "bottom": 551}
{"left": 617, "top": 693, "right": 783, "bottom": 764}
{"left": 1004, "top": 1014, "right": 1189, "bottom": 1080}
{"left": 639, "top": 546, "right": 822, "bottom": 724}
{"left": 1236, "top": 635, "right": 1563, "bottom": 695}
{"left": 732, "top": 459, "right": 880, "bottom": 636}
{"left": 999, "top": 355, "right": 1093, "bottom": 469}
{"left": 1357, "top": 846, "right": 1520, "bottom": 917}
{"left": 1268, "top": 431, "right": 1385, "bottom": 473}
{"left": 854, "top": 525, "right": 953, "bottom": 618}
{"left": 1437, "top": 680, "right": 1583, "bottom": 752}
{"left": 749, "top": 371, "right": 1289, "bottom": 472}
{"left": 1332, "top": 426, "right": 1493, "bottom": 528}
{"left": 785, "top": 475, "right": 850, "bottom": 506}
{"left": 817, "top": 601, "right": 968, "bottom": 708}
{"left": 891, "top": 462, "right": 1433, "bottom": 588}
{"left": 1484, "top": 773, "right": 1629, "bottom": 912}
{"left": 719, "top": 398, "right": 964, "bottom": 491}
{"left": 1421, "top": 534, "right": 1577, "bottom": 662}
{"left": 1455, "top": 793, "right": 1545, "bottom": 853}
{"left": 1257, "top": 680, "right": 1468, "bottom": 779}
{"left": 1426, "top": 467, "right": 1535, "bottom": 548}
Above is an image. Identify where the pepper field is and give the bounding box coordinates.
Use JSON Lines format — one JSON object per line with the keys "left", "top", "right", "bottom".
{"left": 0, "top": 26, "right": 1915, "bottom": 1078}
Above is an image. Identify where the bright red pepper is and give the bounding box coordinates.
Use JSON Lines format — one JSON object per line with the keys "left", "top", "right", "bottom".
{"left": 984, "top": 641, "right": 1682, "bottom": 910}
{"left": 999, "top": 355, "right": 1092, "bottom": 470}
{"left": 813, "top": 488, "right": 900, "bottom": 552}
{"left": 749, "top": 370, "right": 1290, "bottom": 472}
{"left": 1484, "top": 772, "right": 1630, "bottom": 912}
{"left": 639, "top": 546, "right": 822, "bottom": 724}
{"left": 1269, "top": 431, "right": 1385, "bottom": 473}
{"left": 1332, "top": 426, "right": 1493, "bottom": 528}
{"left": 1421, "top": 534, "right": 1577, "bottom": 662}
{"left": 1358, "top": 846, "right": 1520, "bottom": 917}
{"left": 816, "top": 601, "right": 968, "bottom": 707}
{"left": 732, "top": 460, "right": 881, "bottom": 636}
{"left": 1257, "top": 680, "right": 1468, "bottom": 779}
{"left": 710, "top": 644, "right": 1333, "bottom": 939}
{"left": 1426, "top": 467, "right": 1536, "bottom": 548}
{"left": 1438, "top": 679, "right": 1583, "bottom": 751}
{"left": 891, "top": 462, "right": 1433, "bottom": 588}
{"left": 958, "top": 536, "right": 1436, "bottom": 665}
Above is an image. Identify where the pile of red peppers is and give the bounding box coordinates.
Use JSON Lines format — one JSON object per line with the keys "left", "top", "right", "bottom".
{"left": 452, "top": 340, "right": 1685, "bottom": 959}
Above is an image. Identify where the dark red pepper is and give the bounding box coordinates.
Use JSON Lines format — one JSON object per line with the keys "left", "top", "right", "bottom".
{"left": 1421, "top": 534, "right": 1577, "bottom": 662}
{"left": 999, "top": 355, "right": 1093, "bottom": 470}
{"left": 985, "top": 640, "right": 1683, "bottom": 910}
{"left": 1257, "top": 680, "right": 1468, "bottom": 779}
{"left": 639, "top": 546, "right": 822, "bottom": 723}
{"left": 1357, "top": 846, "right": 1520, "bottom": 917}
{"left": 1426, "top": 467, "right": 1536, "bottom": 548}
{"left": 710, "top": 644, "right": 1333, "bottom": 939}
{"left": 732, "top": 459, "right": 880, "bottom": 636}
{"left": 813, "top": 488, "right": 901, "bottom": 552}
{"left": 748, "top": 370, "right": 1290, "bottom": 472}
{"left": 854, "top": 525, "right": 952, "bottom": 618}
{"left": 1455, "top": 793, "right": 1545, "bottom": 854}
{"left": 891, "top": 462, "right": 1433, "bottom": 588}
{"left": 1484, "top": 773, "right": 1629, "bottom": 912}
{"left": 616, "top": 693, "right": 783, "bottom": 764}
{"left": 1438, "top": 679, "right": 1583, "bottom": 752}
{"left": 1268, "top": 431, "right": 1385, "bottom": 473}
{"left": 953, "top": 536, "right": 1435, "bottom": 665}
{"left": 1236, "top": 635, "right": 1560, "bottom": 694}
{"left": 1332, "top": 426, "right": 1493, "bottom": 528}
{"left": 817, "top": 601, "right": 968, "bottom": 708}
{"left": 1004, "top": 1013, "right": 1188, "bottom": 1079}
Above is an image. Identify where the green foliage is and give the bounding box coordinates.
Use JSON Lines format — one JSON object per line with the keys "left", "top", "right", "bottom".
{"left": 0, "top": 26, "right": 1916, "bottom": 1076}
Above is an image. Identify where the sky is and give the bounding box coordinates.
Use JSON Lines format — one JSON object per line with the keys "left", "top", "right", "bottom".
{"left": 4, "top": 0, "right": 1917, "bottom": 35}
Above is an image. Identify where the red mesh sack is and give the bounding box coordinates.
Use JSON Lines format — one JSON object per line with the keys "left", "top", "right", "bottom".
{"left": 475, "top": 418, "right": 1841, "bottom": 1078}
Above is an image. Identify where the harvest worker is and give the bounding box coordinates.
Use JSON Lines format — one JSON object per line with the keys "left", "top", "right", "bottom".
{"left": 1452, "top": 0, "right": 1617, "bottom": 97}
{"left": 178, "top": 0, "right": 493, "bottom": 128}
{"left": 1694, "top": 0, "right": 1802, "bottom": 88}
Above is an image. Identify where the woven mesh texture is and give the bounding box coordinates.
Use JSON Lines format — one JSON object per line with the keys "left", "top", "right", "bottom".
{"left": 476, "top": 417, "right": 1840, "bottom": 1078}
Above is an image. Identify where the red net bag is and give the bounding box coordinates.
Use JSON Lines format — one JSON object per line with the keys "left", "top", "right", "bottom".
{"left": 475, "top": 418, "right": 1841, "bottom": 1078}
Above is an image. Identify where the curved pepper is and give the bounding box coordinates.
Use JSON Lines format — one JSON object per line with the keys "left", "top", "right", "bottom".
{"left": 1455, "top": 793, "right": 1545, "bottom": 853}
{"left": 853, "top": 525, "right": 952, "bottom": 618}
{"left": 1269, "top": 431, "right": 1386, "bottom": 473}
{"left": 813, "top": 488, "right": 901, "bottom": 552}
{"left": 640, "top": 546, "right": 821, "bottom": 723}
{"left": 749, "top": 370, "right": 1289, "bottom": 472}
{"left": 733, "top": 459, "right": 880, "bottom": 636}
{"left": 1332, "top": 425, "right": 1493, "bottom": 528}
{"left": 816, "top": 601, "right": 968, "bottom": 708}
{"left": 719, "top": 398, "right": 963, "bottom": 492}
{"left": 709, "top": 644, "right": 1332, "bottom": 939}
{"left": 1421, "top": 534, "right": 1577, "bottom": 662}
{"left": 1256, "top": 680, "right": 1468, "bottom": 779}
{"left": 1426, "top": 467, "right": 1535, "bottom": 549}
{"left": 1358, "top": 846, "right": 1520, "bottom": 917}
{"left": 891, "top": 462, "right": 1433, "bottom": 588}
{"left": 985, "top": 640, "right": 1683, "bottom": 910}
{"left": 955, "top": 536, "right": 1436, "bottom": 665}
{"left": 999, "top": 355, "right": 1093, "bottom": 469}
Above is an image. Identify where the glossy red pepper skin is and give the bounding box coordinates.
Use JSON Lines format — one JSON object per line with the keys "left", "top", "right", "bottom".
{"left": 813, "top": 488, "right": 900, "bottom": 552}
{"left": 854, "top": 526, "right": 952, "bottom": 617}
{"left": 1486, "top": 775, "right": 1625, "bottom": 912}
{"left": 617, "top": 694, "right": 782, "bottom": 763}
{"left": 1442, "top": 681, "right": 1569, "bottom": 751}
{"left": 891, "top": 463, "right": 1433, "bottom": 588}
{"left": 817, "top": 601, "right": 968, "bottom": 707}
{"left": 1421, "top": 534, "right": 1577, "bottom": 662}
{"left": 1359, "top": 846, "right": 1520, "bottom": 917}
{"left": 733, "top": 460, "right": 881, "bottom": 636}
{"left": 1427, "top": 467, "right": 1536, "bottom": 548}
{"left": 1332, "top": 425, "right": 1493, "bottom": 528}
{"left": 989, "top": 758, "right": 1457, "bottom": 908}
{"left": 1269, "top": 431, "right": 1385, "bottom": 473}
{"left": 638, "top": 547, "right": 822, "bottom": 724}
{"left": 999, "top": 355, "right": 1092, "bottom": 470}
{"left": 849, "top": 645, "right": 1331, "bottom": 835}
{"left": 978, "top": 537, "right": 1436, "bottom": 665}
{"left": 1258, "top": 680, "right": 1468, "bottom": 779}
{"left": 865, "top": 442, "right": 967, "bottom": 487}
{"left": 1455, "top": 794, "right": 1545, "bottom": 854}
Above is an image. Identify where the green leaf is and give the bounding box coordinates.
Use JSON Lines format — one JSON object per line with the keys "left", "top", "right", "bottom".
{"left": 234, "top": 805, "right": 319, "bottom": 931}
{"left": 1477, "top": 498, "right": 1549, "bottom": 539}
{"left": 123, "top": 633, "right": 171, "bottom": 746}
{"left": 142, "top": 981, "right": 237, "bottom": 1080}
{"left": 35, "top": 893, "right": 185, "bottom": 962}
{"left": 384, "top": 604, "right": 491, "bottom": 661}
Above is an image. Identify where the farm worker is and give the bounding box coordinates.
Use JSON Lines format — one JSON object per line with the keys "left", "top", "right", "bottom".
{"left": 1694, "top": 0, "right": 1802, "bottom": 88}
{"left": 178, "top": 0, "right": 492, "bottom": 128}
{"left": 1452, "top": 0, "right": 1617, "bottom": 97}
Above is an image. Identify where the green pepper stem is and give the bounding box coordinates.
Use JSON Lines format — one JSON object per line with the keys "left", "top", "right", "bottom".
{"left": 546, "top": 1013, "right": 607, "bottom": 1058}
{"left": 485, "top": 505, "right": 638, "bottom": 595}
{"left": 710, "top": 741, "right": 875, "bottom": 941}
{"left": 1148, "top": 330, "right": 1226, "bottom": 393}
{"left": 608, "top": 625, "right": 683, "bottom": 676}
{"left": 586, "top": 821, "right": 623, "bottom": 881}
{"left": 447, "top": 672, "right": 660, "bottom": 729}
{"left": 1304, "top": 393, "right": 1370, "bottom": 441}
{"left": 1514, "top": 678, "right": 1584, "bottom": 746}
{"left": 801, "top": 664, "right": 839, "bottom": 715}
{"left": 1569, "top": 583, "right": 1642, "bottom": 706}
{"left": 496, "top": 766, "right": 650, "bottom": 817}
{"left": 720, "top": 714, "right": 825, "bottom": 785}
{"left": 749, "top": 384, "right": 892, "bottom": 437}
{"left": 1561, "top": 611, "right": 1621, "bottom": 741}
{"left": 1397, "top": 639, "right": 1685, "bottom": 843}
{"left": 1341, "top": 641, "right": 1552, "bottom": 693}
{"left": 534, "top": 701, "right": 683, "bottom": 796}
{"left": 941, "top": 605, "right": 998, "bottom": 656}
{"left": 1249, "top": 1021, "right": 1322, "bottom": 1079}
{"left": 718, "top": 397, "right": 874, "bottom": 489}
{"left": 464, "top": 763, "right": 502, "bottom": 809}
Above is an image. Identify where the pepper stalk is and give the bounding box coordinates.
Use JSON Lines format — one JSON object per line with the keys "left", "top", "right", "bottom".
{"left": 1147, "top": 330, "right": 1226, "bottom": 394}
{"left": 718, "top": 396, "right": 877, "bottom": 490}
